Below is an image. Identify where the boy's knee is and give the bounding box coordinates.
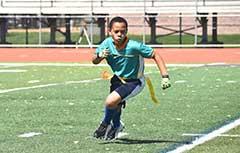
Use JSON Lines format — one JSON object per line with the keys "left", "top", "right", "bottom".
{"left": 105, "top": 97, "right": 120, "bottom": 109}
{"left": 105, "top": 91, "right": 122, "bottom": 108}
{"left": 105, "top": 100, "right": 116, "bottom": 108}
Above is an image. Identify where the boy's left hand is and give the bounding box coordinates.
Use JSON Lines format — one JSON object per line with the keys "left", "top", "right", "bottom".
{"left": 161, "top": 78, "right": 171, "bottom": 90}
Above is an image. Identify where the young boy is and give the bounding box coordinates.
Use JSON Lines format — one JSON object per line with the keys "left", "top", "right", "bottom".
{"left": 92, "top": 16, "right": 171, "bottom": 140}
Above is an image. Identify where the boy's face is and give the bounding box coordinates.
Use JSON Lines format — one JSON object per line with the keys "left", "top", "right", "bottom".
{"left": 109, "top": 22, "right": 127, "bottom": 45}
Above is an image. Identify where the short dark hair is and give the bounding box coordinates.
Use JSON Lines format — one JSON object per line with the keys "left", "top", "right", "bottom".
{"left": 109, "top": 16, "right": 128, "bottom": 30}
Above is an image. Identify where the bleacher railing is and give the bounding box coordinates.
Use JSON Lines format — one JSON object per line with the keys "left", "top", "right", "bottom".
{"left": 0, "top": 0, "right": 240, "bottom": 48}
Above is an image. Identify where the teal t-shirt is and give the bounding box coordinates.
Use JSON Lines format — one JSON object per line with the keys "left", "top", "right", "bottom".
{"left": 96, "top": 37, "right": 153, "bottom": 79}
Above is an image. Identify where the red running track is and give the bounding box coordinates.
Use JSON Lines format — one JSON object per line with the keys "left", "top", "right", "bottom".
{"left": 0, "top": 48, "right": 239, "bottom": 64}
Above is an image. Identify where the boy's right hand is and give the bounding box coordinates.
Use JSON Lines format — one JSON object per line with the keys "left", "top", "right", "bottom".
{"left": 97, "top": 48, "right": 110, "bottom": 58}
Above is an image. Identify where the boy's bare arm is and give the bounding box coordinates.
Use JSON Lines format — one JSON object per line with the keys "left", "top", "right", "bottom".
{"left": 151, "top": 50, "right": 171, "bottom": 90}
{"left": 152, "top": 50, "right": 169, "bottom": 77}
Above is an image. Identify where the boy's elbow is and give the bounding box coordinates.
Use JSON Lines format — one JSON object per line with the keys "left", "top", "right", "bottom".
{"left": 151, "top": 50, "right": 158, "bottom": 60}
{"left": 152, "top": 51, "right": 162, "bottom": 60}
{"left": 92, "top": 60, "right": 99, "bottom": 65}
{"left": 92, "top": 59, "right": 98, "bottom": 64}
{"left": 92, "top": 57, "right": 100, "bottom": 65}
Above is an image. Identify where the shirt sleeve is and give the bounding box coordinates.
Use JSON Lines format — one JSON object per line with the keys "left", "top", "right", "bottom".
{"left": 96, "top": 38, "right": 109, "bottom": 54}
{"left": 138, "top": 42, "right": 154, "bottom": 58}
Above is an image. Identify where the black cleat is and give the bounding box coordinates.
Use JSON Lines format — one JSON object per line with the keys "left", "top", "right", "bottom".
{"left": 105, "top": 121, "right": 125, "bottom": 140}
{"left": 105, "top": 126, "right": 118, "bottom": 140}
{"left": 93, "top": 122, "right": 111, "bottom": 139}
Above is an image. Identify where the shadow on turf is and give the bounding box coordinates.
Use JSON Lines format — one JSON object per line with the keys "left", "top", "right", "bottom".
{"left": 100, "top": 138, "right": 190, "bottom": 145}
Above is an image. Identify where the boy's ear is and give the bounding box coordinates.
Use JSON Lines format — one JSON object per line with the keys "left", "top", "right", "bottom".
{"left": 108, "top": 27, "right": 111, "bottom": 35}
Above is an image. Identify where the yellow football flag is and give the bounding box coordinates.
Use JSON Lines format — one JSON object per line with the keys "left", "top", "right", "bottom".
{"left": 101, "top": 70, "right": 112, "bottom": 80}
{"left": 145, "top": 76, "right": 160, "bottom": 104}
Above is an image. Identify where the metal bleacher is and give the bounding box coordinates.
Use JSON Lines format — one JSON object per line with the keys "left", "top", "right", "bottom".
{"left": 1, "top": 0, "right": 240, "bottom": 16}
{"left": 0, "top": 0, "right": 240, "bottom": 47}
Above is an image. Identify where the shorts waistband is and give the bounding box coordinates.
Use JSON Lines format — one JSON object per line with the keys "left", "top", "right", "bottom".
{"left": 118, "top": 76, "right": 140, "bottom": 83}
{"left": 121, "top": 78, "right": 139, "bottom": 82}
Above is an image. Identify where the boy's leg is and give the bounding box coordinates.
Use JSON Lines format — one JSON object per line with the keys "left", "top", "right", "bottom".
{"left": 94, "top": 76, "right": 144, "bottom": 140}
{"left": 93, "top": 92, "right": 122, "bottom": 139}
{"left": 93, "top": 107, "right": 117, "bottom": 139}
{"left": 105, "top": 79, "right": 144, "bottom": 140}
{"left": 112, "top": 104, "right": 122, "bottom": 129}
{"left": 94, "top": 102, "right": 125, "bottom": 139}
{"left": 105, "top": 104, "right": 125, "bottom": 140}
{"left": 103, "top": 107, "right": 117, "bottom": 125}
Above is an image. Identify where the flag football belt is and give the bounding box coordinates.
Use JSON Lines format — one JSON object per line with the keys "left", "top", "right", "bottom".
{"left": 118, "top": 75, "right": 159, "bottom": 104}
{"left": 102, "top": 71, "right": 159, "bottom": 105}
{"left": 117, "top": 76, "right": 140, "bottom": 84}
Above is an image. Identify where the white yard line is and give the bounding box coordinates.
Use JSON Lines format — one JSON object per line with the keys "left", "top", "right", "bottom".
{"left": 0, "top": 69, "right": 27, "bottom": 73}
{"left": 182, "top": 133, "right": 240, "bottom": 138}
{"left": 0, "top": 62, "right": 198, "bottom": 94}
{"left": 0, "top": 62, "right": 234, "bottom": 94}
{"left": 167, "top": 118, "right": 240, "bottom": 153}
{"left": 0, "top": 83, "right": 59, "bottom": 94}
{"left": 0, "top": 78, "right": 101, "bottom": 94}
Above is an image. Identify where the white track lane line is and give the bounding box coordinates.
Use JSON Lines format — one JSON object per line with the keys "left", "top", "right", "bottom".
{"left": 167, "top": 118, "right": 240, "bottom": 153}
{"left": 0, "top": 63, "right": 206, "bottom": 67}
